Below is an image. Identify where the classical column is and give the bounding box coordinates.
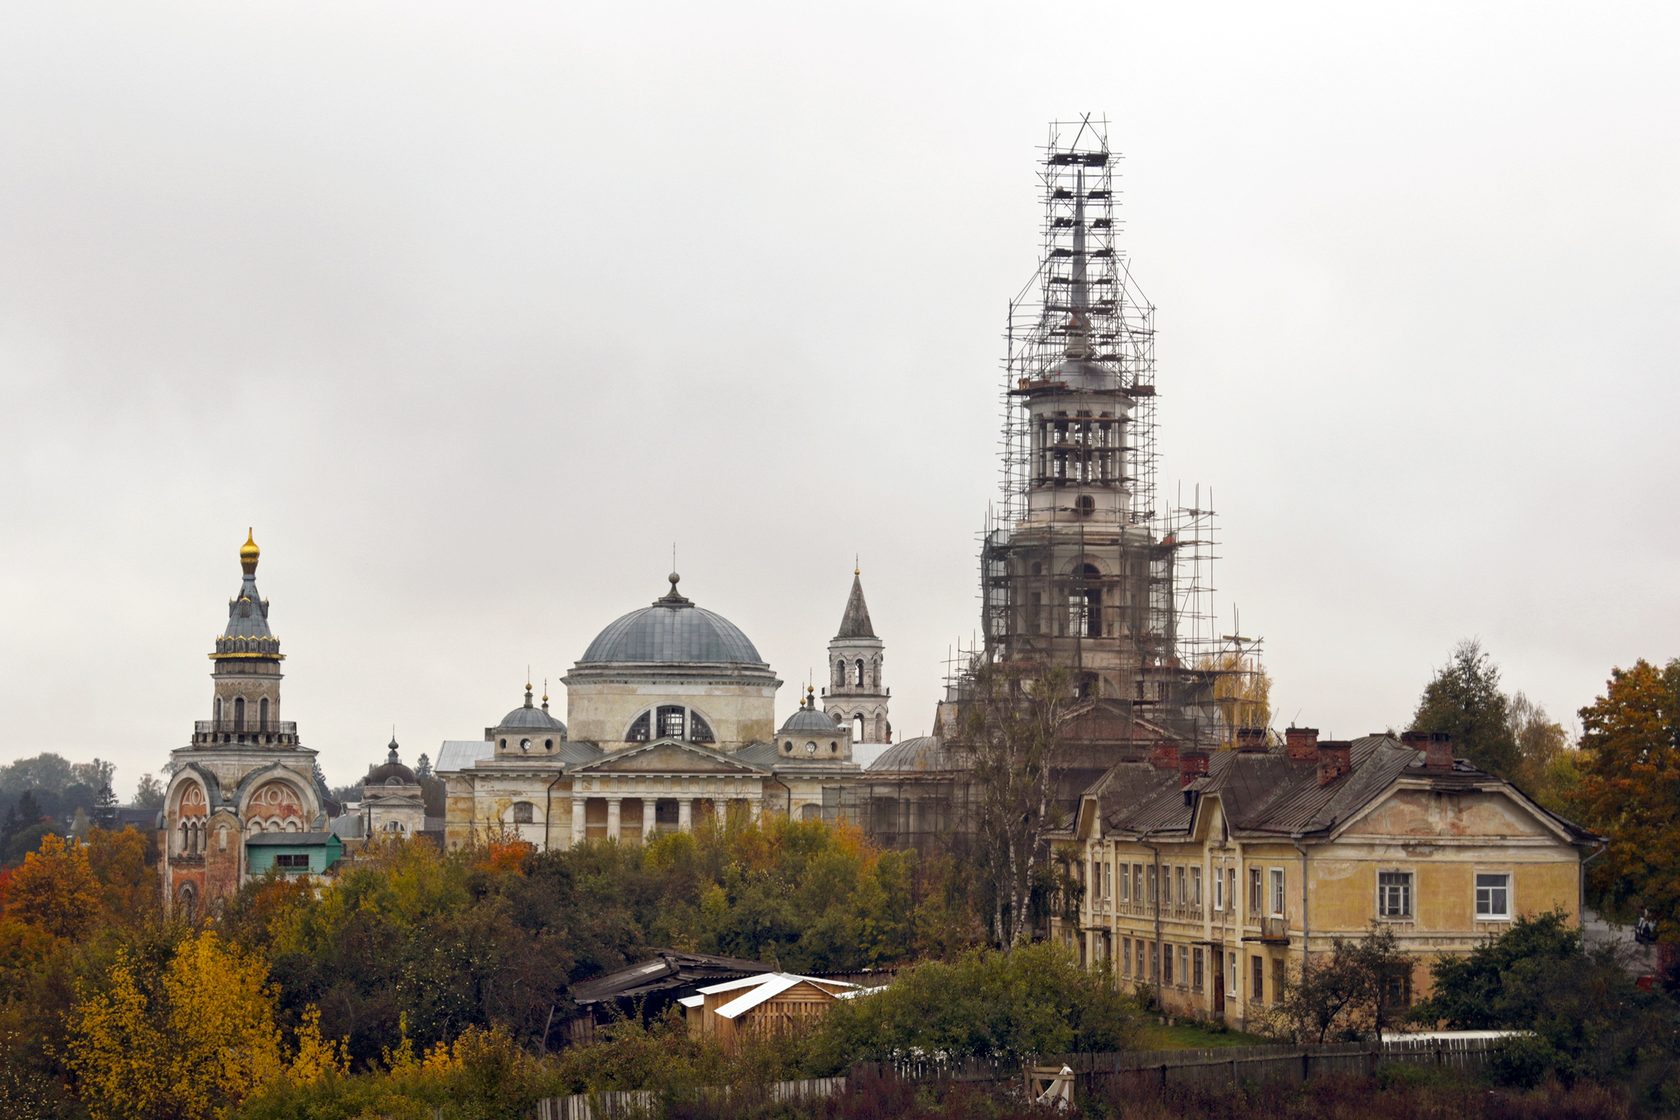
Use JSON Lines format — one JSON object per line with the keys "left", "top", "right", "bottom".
{"left": 571, "top": 795, "right": 587, "bottom": 847}
{"left": 678, "top": 798, "right": 693, "bottom": 832}
{"left": 606, "top": 797, "right": 622, "bottom": 841}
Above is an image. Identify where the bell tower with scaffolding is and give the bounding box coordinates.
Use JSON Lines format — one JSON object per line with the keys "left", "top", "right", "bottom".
{"left": 976, "top": 118, "right": 1255, "bottom": 746}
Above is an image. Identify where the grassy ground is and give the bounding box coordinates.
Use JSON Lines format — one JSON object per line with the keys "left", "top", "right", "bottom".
{"left": 1133, "top": 1019, "right": 1272, "bottom": 1049}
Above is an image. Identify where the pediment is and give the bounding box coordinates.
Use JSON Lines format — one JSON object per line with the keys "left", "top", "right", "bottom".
{"left": 1336, "top": 786, "right": 1559, "bottom": 842}
{"left": 571, "top": 739, "right": 765, "bottom": 775}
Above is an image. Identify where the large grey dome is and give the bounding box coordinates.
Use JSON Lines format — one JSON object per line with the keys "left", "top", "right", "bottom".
{"left": 579, "top": 574, "right": 765, "bottom": 666}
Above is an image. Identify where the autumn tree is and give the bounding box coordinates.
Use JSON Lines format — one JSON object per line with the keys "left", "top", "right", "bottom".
{"left": 1574, "top": 658, "right": 1680, "bottom": 930}
{"left": 67, "top": 929, "right": 321, "bottom": 1120}
{"left": 3, "top": 832, "right": 100, "bottom": 940}
{"left": 1200, "top": 649, "right": 1272, "bottom": 747}
{"left": 1507, "top": 690, "right": 1571, "bottom": 807}
{"left": 1411, "top": 639, "right": 1520, "bottom": 776}
{"left": 952, "top": 660, "right": 1072, "bottom": 949}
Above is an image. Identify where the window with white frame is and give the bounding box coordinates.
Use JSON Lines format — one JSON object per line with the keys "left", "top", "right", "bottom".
{"left": 1091, "top": 857, "right": 1101, "bottom": 898}
{"left": 1476, "top": 872, "right": 1512, "bottom": 919}
{"left": 1148, "top": 865, "right": 1158, "bottom": 905}
{"left": 1228, "top": 868, "right": 1237, "bottom": 915}
{"left": 1378, "top": 871, "right": 1414, "bottom": 919}
{"left": 1120, "top": 863, "right": 1130, "bottom": 903}
{"left": 1178, "top": 946, "right": 1189, "bottom": 988}
{"left": 1269, "top": 868, "right": 1286, "bottom": 916}
{"left": 1249, "top": 868, "right": 1263, "bottom": 916}
{"left": 1105, "top": 862, "right": 1112, "bottom": 900}
{"left": 1175, "top": 867, "right": 1185, "bottom": 908}
{"left": 1192, "top": 947, "right": 1204, "bottom": 992}
{"left": 1191, "top": 866, "right": 1202, "bottom": 907}
{"left": 1213, "top": 867, "right": 1224, "bottom": 911}
{"left": 1122, "top": 936, "right": 1132, "bottom": 976}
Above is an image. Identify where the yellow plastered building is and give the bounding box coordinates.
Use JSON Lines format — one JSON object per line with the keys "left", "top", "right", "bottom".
{"left": 1046, "top": 729, "right": 1598, "bottom": 1029}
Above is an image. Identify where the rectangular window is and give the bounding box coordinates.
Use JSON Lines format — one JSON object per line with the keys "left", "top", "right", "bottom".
{"left": 1148, "top": 865, "right": 1158, "bottom": 906}
{"left": 1191, "top": 867, "right": 1202, "bottom": 907}
{"left": 1150, "top": 943, "right": 1159, "bottom": 980}
{"left": 1175, "top": 867, "right": 1186, "bottom": 908}
{"left": 1091, "top": 858, "right": 1101, "bottom": 899}
{"left": 1228, "top": 868, "right": 1237, "bottom": 915}
{"left": 1120, "top": 862, "right": 1130, "bottom": 903}
{"left": 1213, "top": 866, "right": 1224, "bottom": 911}
{"left": 1134, "top": 864, "right": 1144, "bottom": 902}
{"left": 1178, "top": 946, "right": 1189, "bottom": 988}
{"left": 1378, "top": 871, "right": 1414, "bottom": 919}
{"left": 1228, "top": 952, "right": 1237, "bottom": 998}
{"left": 1476, "top": 872, "right": 1512, "bottom": 919}
{"left": 1251, "top": 954, "right": 1264, "bottom": 1001}
{"left": 274, "top": 853, "right": 309, "bottom": 871}
{"left": 1137, "top": 940, "right": 1146, "bottom": 979}
{"left": 1249, "top": 868, "right": 1263, "bottom": 916}
{"left": 1105, "top": 862, "right": 1113, "bottom": 900}
{"left": 1192, "top": 947, "right": 1204, "bottom": 992}
{"left": 1269, "top": 868, "right": 1286, "bottom": 917}
{"left": 1163, "top": 944, "right": 1174, "bottom": 985}
{"left": 1122, "top": 936, "right": 1132, "bottom": 976}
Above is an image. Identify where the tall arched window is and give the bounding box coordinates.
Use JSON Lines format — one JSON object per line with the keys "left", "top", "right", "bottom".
{"left": 259, "top": 697, "right": 270, "bottom": 732}
{"left": 214, "top": 697, "right": 223, "bottom": 724}
{"left": 854, "top": 659, "right": 865, "bottom": 687}
{"left": 233, "top": 696, "right": 246, "bottom": 732}
{"left": 835, "top": 660, "right": 846, "bottom": 690}
{"left": 1067, "top": 563, "right": 1102, "bottom": 639}
{"left": 853, "top": 713, "right": 865, "bottom": 740}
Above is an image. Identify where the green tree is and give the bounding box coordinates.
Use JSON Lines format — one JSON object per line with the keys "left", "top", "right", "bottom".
{"left": 133, "top": 772, "right": 166, "bottom": 810}
{"left": 1574, "top": 658, "right": 1680, "bottom": 928}
{"left": 1410, "top": 639, "right": 1520, "bottom": 776}
{"left": 1413, "top": 911, "right": 1678, "bottom": 1099}
{"left": 809, "top": 942, "right": 1131, "bottom": 1071}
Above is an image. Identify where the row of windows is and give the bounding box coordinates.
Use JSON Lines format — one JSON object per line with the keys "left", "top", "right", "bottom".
{"left": 213, "top": 695, "right": 272, "bottom": 732}
{"left": 1081, "top": 857, "right": 1516, "bottom": 923}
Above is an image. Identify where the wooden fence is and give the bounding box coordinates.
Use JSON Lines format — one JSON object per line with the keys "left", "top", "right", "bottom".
{"left": 536, "top": 1076, "right": 846, "bottom": 1120}
{"left": 536, "top": 1035, "right": 1503, "bottom": 1118}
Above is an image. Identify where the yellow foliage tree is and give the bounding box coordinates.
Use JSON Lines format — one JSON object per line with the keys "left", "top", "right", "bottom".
{"left": 68, "top": 929, "right": 338, "bottom": 1120}
{"left": 1200, "top": 650, "right": 1272, "bottom": 747}
{"left": 85, "top": 826, "right": 160, "bottom": 924}
{"left": 4, "top": 833, "right": 100, "bottom": 939}
{"left": 64, "top": 950, "right": 172, "bottom": 1120}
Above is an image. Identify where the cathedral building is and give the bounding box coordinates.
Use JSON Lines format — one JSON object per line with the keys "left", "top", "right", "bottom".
{"left": 437, "top": 571, "right": 874, "bottom": 848}
{"left": 161, "top": 532, "right": 330, "bottom": 913}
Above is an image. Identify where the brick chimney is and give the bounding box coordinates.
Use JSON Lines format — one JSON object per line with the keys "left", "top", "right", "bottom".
{"left": 1150, "top": 741, "right": 1180, "bottom": 771}
{"left": 1285, "top": 726, "right": 1319, "bottom": 762}
{"left": 1316, "top": 740, "right": 1352, "bottom": 786}
{"left": 1179, "top": 749, "right": 1210, "bottom": 788}
{"left": 1400, "top": 730, "right": 1428, "bottom": 753}
{"left": 1235, "top": 727, "right": 1268, "bottom": 753}
{"left": 1425, "top": 731, "right": 1454, "bottom": 771}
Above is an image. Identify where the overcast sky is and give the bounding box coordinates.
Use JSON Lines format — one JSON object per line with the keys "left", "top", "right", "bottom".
{"left": 3, "top": 2, "right": 1676, "bottom": 797}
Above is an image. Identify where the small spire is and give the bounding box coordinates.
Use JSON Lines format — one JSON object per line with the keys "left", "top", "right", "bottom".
{"left": 541, "top": 678, "right": 550, "bottom": 711}
{"left": 523, "top": 671, "right": 534, "bottom": 708}
{"left": 854, "top": 553, "right": 860, "bottom": 576}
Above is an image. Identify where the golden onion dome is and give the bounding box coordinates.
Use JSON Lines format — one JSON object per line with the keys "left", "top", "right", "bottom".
{"left": 240, "top": 528, "right": 260, "bottom": 574}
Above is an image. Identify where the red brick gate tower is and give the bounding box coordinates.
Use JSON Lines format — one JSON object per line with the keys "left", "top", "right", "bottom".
{"left": 161, "top": 531, "right": 323, "bottom": 914}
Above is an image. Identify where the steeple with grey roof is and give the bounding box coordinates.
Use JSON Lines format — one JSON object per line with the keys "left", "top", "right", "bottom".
{"left": 836, "top": 569, "right": 875, "bottom": 639}
{"left": 822, "top": 565, "right": 891, "bottom": 744}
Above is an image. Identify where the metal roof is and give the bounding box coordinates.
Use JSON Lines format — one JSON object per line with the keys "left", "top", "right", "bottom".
{"left": 246, "top": 831, "right": 337, "bottom": 846}
{"left": 866, "top": 736, "right": 954, "bottom": 773}
{"left": 835, "top": 572, "right": 876, "bottom": 639}
{"left": 435, "top": 740, "right": 493, "bottom": 772}
{"left": 779, "top": 706, "right": 840, "bottom": 734}
{"left": 578, "top": 576, "right": 765, "bottom": 666}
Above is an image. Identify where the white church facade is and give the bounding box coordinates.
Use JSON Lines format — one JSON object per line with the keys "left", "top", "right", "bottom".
{"left": 436, "top": 570, "right": 892, "bottom": 850}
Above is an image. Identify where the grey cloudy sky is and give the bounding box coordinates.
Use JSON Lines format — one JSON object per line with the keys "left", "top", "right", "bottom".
{"left": 3, "top": 1, "right": 1676, "bottom": 797}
